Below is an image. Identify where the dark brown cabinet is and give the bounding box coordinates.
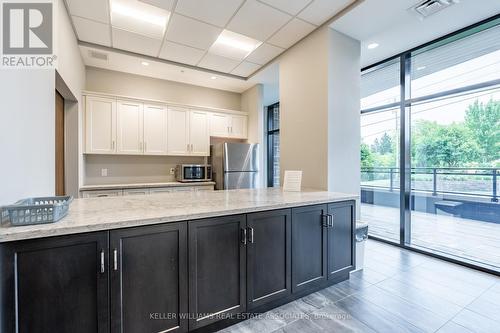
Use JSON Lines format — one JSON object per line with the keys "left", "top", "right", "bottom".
{"left": 188, "top": 215, "right": 247, "bottom": 330}
{"left": 0, "top": 232, "right": 109, "bottom": 333}
{"left": 246, "top": 209, "right": 291, "bottom": 309}
{"left": 110, "top": 222, "right": 188, "bottom": 333}
{"left": 327, "top": 201, "right": 356, "bottom": 280}
{"left": 291, "top": 205, "right": 328, "bottom": 293}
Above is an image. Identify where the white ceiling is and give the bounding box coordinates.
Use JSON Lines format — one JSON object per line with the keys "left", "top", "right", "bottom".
{"left": 331, "top": 0, "right": 500, "bottom": 68}
{"left": 67, "top": 0, "right": 353, "bottom": 82}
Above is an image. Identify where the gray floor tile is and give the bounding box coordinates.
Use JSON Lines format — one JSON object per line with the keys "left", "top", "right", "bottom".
{"left": 272, "top": 318, "right": 324, "bottom": 333}
{"left": 219, "top": 315, "right": 285, "bottom": 333}
{"left": 466, "top": 296, "right": 500, "bottom": 323}
{"left": 310, "top": 303, "right": 377, "bottom": 333}
{"left": 435, "top": 321, "right": 474, "bottom": 333}
{"left": 452, "top": 309, "right": 500, "bottom": 333}
{"left": 330, "top": 276, "right": 373, "bottom": 296}
{"left": 351, "top": 267, "right": 391, "bottom": 284}
{"left": 267, "top": 300, "right": 317, "bottom": 324}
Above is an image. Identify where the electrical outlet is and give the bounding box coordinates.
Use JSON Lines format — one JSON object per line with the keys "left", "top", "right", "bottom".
{"left": 169, "top": 168, "right": 175, "bottom": 175}
{"left": 101, "top": 168, "right": 108, "bottom": 177}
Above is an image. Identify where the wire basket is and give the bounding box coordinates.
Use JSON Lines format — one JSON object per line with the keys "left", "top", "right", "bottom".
{"left": 1, "top": 196, "right": 73, "bottom": 226}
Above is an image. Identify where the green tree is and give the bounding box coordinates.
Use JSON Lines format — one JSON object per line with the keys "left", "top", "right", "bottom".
{"left": 412, "top": 120, "right": 480, "bottom": 167}
{"left": 371, "top": 132, "right": 393, "bottom": 154}
{"left": 361, "top": 143, "right": 374, "bottom": 168}
{"left": 464, "top": 99, "right": 500, "bottom": 163}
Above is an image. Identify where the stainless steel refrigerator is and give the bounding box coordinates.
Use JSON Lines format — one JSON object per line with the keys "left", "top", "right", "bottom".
{"left": 211, "top": 143, "right": 259, "bottom": 190}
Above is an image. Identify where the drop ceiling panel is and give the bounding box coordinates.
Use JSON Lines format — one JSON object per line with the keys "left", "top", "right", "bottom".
{"left": 227, "top": 0, "right": 291, "bottom": 41}
{"left": 112, "top": 28, "right": 163, "bottom": 56}
{"left": 159, "top": 41, "right": 205, "bottom": 65}
{"left": 268, "top": 18, "right": 315, "bottom": 48}
{"left": 72, "top": 16, "right": 112, "bottom": 46}
{"left": 245, "top": 43, "right": 284, "bottom": 65}
{"left": 166, "top": 14, "right": 222, "bottom": 50}
{"left": 175, "top": 0, "right": 245, "bottom": 27}
{"left": 258, "top": 0, "right": 312, "bottom": 15}
{"left": 139, "top": 0, "right": 175, "bottom": 11}
{"left": 298, "top": 0, "right": 351, "bottom": 25}
{"left": 198, "top": 53, "right": 241, "bottom": 73}
{"left": 231, "top": 61, "right": 261, "bottom": 76}
{"left": 66, "top": 0, "right": 110, "bottom": 23}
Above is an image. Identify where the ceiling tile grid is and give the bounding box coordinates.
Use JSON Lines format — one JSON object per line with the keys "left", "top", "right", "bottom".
{"left": 67, "top": 0, "right": 355, "bottom": 78}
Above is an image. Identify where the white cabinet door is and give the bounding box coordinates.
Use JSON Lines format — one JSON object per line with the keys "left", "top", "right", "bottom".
{"left": 167, "top": 107, "right": 189, "bottom": 155}
{"left": 150, "top": 187, "right": 172, "bottom": 194}
{"left": 82, "top": 189, "right": 122, "bottom": 198}
{"left": 230, "top": 115, "right": 248, "bottom": 139}
{"left": 143, "top": 103, "right": 167, "bottom": 155}
{"left": 85, "top": 96, "right": 116, "bottom": 154}
{"left": 189, "top": 110, "right": 209, "bottom": 156}
{"left": 123, "top": 189, "right": 150, "bottom": 196}
{"left": 209, "top": 113, "right": 230, "bottom": 137}
{"left": 117, "top": 100, "right": 144, "bottom": 155}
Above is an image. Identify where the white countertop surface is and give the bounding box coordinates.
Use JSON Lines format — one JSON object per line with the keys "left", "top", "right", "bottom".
{"left": 80, "top": 181, "right": 216, "bottom": 191}
{"left": 0, "top": 188, "right": 357, "bottom": 243}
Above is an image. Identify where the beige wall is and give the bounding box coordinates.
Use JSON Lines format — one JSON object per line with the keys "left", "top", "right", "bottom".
{"left": 241, "top": 84, "right": 265, "bottom": 187}
{"left": 279, "top": 26, "right": 360, "bottom": 201}
{"left": 86, "top": 67, "right": 242, "bottom": 111}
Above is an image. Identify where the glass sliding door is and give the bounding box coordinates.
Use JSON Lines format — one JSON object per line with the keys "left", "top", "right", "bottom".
{"left": 360, "top": 16, "right": 500, "bottom": 273}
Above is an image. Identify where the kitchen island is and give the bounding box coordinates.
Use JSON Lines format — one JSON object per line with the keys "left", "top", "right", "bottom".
{"left": 0, "top": 188, "right": 357, "bottom": 333}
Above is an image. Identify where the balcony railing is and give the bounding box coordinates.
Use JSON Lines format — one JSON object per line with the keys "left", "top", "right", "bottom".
{"left": 361, "top": 167, "right": 499, "bottom": 202}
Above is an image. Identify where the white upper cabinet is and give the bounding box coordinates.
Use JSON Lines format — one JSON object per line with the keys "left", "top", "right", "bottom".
{"left": 85, "top": 96, "right": 117, "bottom": 154}
{"left": 143, "top": 103, "right": 167, "bottom": 155}
{"left": 116, "top": 100, "right": 144, "bottom": 155}
{"left": 230, "top": 115, "right": 248, "bottom": 139}
{"left": 167, "top": 107, "right": 189, "bottom": 155}
{"left": 189, "top": 110, "right": 209, "bottom": 156}
{"left": 209, "top": 113, "right": 230, "bottom": 137}
{"left": 209, "top": 113, "right": 248, "bottom": 139}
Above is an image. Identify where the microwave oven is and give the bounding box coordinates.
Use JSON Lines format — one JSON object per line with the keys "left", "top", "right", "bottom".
{"left": 175, "top": 164, "right": 212, "bottom": 182}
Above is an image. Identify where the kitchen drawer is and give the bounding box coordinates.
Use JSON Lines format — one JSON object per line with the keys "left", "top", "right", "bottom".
{"left": 195, "top": 185, "right": 214, "bottom": 191}
{"left": 123, "top": 189, "right": 150, "bottom": 196}
{"left": 82, "top": 190, "right": 123, "bottom": 198}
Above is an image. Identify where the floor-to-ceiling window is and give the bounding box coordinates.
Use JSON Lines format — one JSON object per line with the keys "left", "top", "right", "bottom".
{"left": 361, "top": 16, "right": 500, "bottom": 274}
{"left": 267, "top": 102, "right": 280, "bottom": 187}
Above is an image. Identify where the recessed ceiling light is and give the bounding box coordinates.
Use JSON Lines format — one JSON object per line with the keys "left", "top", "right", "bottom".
{"left": 111, "top": 0, "right": 170, "bottom": 39}
{"left": 211, "top": 76, "right": 217, "bottom": 80}
{"left": 367, "top": 43, "right": 379, "bottom": 49}
{"left": 208, "top": 30, "right": 262, "bottom": 61}
{"left": 141, "top": 61, "right": 149, "bottom": 66}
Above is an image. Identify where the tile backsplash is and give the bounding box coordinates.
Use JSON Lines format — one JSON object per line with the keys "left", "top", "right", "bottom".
{"left": 84, "top": 155, "right": 206, "bottom": 185}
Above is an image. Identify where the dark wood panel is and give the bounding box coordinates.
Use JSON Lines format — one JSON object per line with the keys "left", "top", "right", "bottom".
{"left": 327, "top": 201, "right": 355, "bottom": 279}
{"left": 110, "top": 222, "right": 188, "bottom": 333}
{"left": 0, "top": 232, "right": 109, "bottom": 333}
{"left": 247, "top": 209, "right": 291, "bottom": 309}
{"left": 188, "top": 215, "right": 247, "bottom": 330}
{"left": 291, "top": 204, "right": 328, "bottom": 293}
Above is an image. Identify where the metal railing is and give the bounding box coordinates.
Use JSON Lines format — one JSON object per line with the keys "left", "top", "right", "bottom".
{"left": 361, "top": 167, "right": 499, "bottom": 202}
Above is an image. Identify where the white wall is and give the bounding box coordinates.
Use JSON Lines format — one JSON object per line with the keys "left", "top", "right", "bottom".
{"left": 279, "top": 26, "right": 360, "bottom": 202}
{"left": 86, "top": 67, "right": 242, "bottom": 111}
{"left": 241, "top": 84, "right": 265, "bottom": 188}
{"left": 0, "top": 0, "right": 85, "bottom": 204}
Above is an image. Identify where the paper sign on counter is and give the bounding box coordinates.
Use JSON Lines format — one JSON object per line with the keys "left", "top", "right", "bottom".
{"left": 283, "top": 170, "right": 302, "bottom": 192}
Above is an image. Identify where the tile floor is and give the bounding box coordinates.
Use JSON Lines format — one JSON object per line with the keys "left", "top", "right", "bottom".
{"left": 219, "top": 239, "right": 500, "bottom": 333}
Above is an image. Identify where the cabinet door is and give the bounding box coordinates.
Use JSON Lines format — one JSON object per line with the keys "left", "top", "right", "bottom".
{"left": 110, "top": 223, "right": 188, "bottom": 333}
{"left": 327, "top": 201, "right": 355, "bottom": 280}
{"left": 230, "top": 115, "right": 247, "bottom": 139}
{"left": 189, "top": 110, "right": 209, "bottom": 156}
{"left": 85, "top": 96, "right": 116, "bottom": 154}
{"left": 247, "top": 209, "right": 291, "bottom": 310}
{"left": 167, "top": 107, "right": 189, "bottom": 155}
{"left": 188, "top": 215, "right": 246, "bottom": 330}
{"left": 122, "top": 189, "right": 150, "bottom": 196}
{"left": 117, "top": 100, "right": 144, "bottom": 155}
{"left": 82, "top": 189, "right": 123, "bottom": 198}
{"left": 0, "top": 232, "right": 109, "bottom": 333}
{"left": 209, "top": 113, "right": 230, "bottom": 137}
{"left": 143, "top": 103, "right": 167, "bottom": 155}
{"left": 291, "top": 204, "right": 328, "bottom": 293}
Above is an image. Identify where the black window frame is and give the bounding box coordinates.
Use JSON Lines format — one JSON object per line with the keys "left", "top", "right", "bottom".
{"left": 267, "top": 102, "right": 280, "bottom": 187}
{"left": 361, "top": 13, "right": 500, "bottom": 277}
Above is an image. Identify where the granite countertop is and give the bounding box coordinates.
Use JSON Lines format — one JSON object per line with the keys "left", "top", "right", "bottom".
{"left": 0, "top": 188, "right": 358, "bottom": 243}
{"left": 80, "top": 181, "right": 216, "bottom": 191}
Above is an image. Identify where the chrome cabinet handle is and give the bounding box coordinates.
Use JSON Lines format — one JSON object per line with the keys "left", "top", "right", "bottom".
{"left": 241, "top": 228, "right": 247, "bottom": 245}
{"left": 321, "top": 214, "right": 329, "bottom": 227}
{"left": 113, "top": 248, "right": 118, "bottom": 271}
{"left": 100, "top": 250, "right": 105, "bottom": 273}
{"left": 328, "top": 214, "right": 334, "bottom": 228}
{"left": 248, "top": 227, "right": 254, "bottom": 243}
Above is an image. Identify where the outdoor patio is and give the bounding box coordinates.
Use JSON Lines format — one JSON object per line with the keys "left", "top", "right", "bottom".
{"left": 362, "top": 203, "right": 500, "bottom": 271}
